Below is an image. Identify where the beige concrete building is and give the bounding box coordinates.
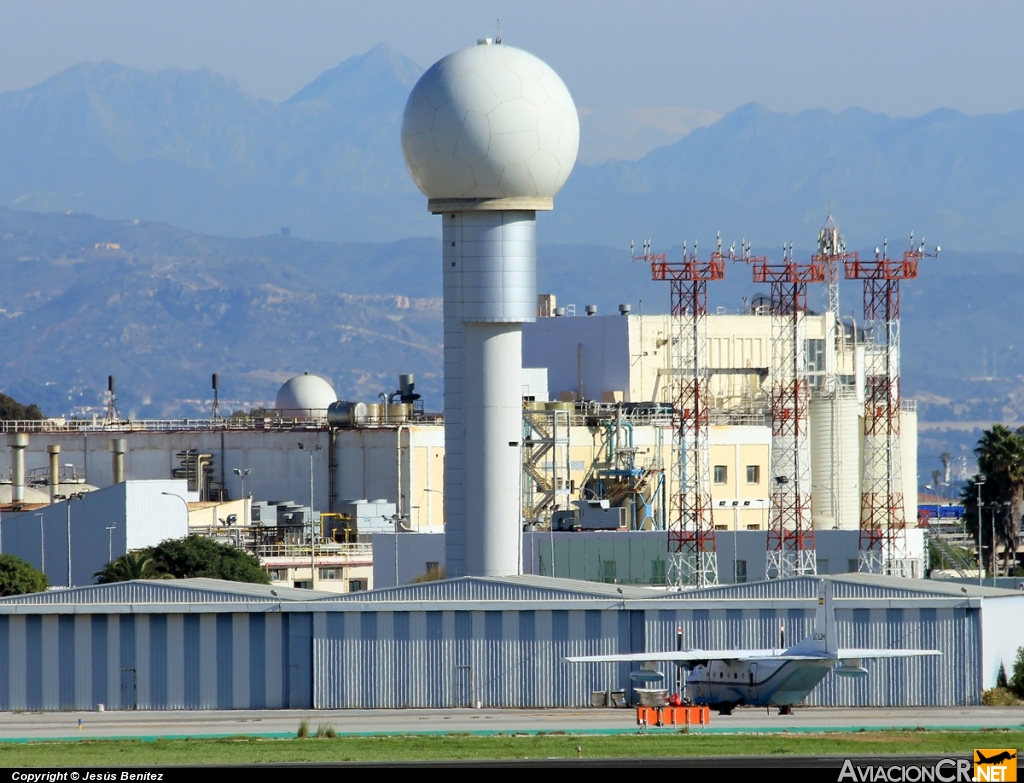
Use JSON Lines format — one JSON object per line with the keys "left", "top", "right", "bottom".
{"left": 523, "top": 310, "right": 917, "bottom": 534}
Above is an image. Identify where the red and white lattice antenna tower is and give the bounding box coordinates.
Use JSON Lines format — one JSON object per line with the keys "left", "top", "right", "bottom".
{"left": 737, "top": 240, "right": 824, "bottom": 578}
{"left": 844, "top": 232, "right": 938, "bottom": 576}
{"left": 631, "top": 236, "right": 728, "bottom": 587}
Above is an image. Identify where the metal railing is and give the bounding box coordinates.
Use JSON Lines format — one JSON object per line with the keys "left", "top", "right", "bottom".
{"left": 0, "top": 415, "right": 444, "bottom": 434}
{"left": 254, "top": 542, "right": 374, "bottom": 560}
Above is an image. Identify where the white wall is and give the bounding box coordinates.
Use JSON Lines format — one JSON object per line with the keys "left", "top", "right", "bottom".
{"left": 1, "top": 480, "right": 188, "bottom": 586}
{"left": 372, "top": 532, "right": 447, "bottom": 588}
{"left": 523, "top": 314, "right": 631, "bottom": 401}
{"left": 980, "top": 595, "right": 1024, "bottom": 689}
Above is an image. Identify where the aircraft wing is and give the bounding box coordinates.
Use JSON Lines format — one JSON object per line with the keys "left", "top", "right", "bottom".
{"left": 836, "top": 648, "right": 941, "bottom": 659}
{"left": 566, "top": 647, "right": 942, "bottom": 664}
{"left": 565, "top": 649, "right": 826, "bottom": 664}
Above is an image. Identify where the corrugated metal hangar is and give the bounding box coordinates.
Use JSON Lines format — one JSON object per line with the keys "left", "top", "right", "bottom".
{"left": 0, "top": 574, "right": 1021, "bottom": 711}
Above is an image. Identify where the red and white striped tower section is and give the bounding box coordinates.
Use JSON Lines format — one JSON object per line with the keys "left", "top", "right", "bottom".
{"left": 738, "top": 242, "right": 823, "bottom": 578}
{"left": 633, "top": 236, "right": 729, "bottom": 588}
{"left": 845, "top": 234, "right": 938, "bottom": 576}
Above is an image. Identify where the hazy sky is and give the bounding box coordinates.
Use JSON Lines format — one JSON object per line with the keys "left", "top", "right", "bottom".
{"left": 1, "top": 1, "right": 1022, "bottom": 162}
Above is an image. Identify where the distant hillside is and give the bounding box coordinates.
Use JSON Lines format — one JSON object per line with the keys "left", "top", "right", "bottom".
{"left": 556, "top": 104, "right": 1024, "bottom": 252}
{"left": 0, "top": 45, "right": 431, "bottom": 243}
{"left": 2, "top": 206, "right": 1024, "bottom": 483}
{"left": 0, "top": 50, "right": 1023, "bottom": 250}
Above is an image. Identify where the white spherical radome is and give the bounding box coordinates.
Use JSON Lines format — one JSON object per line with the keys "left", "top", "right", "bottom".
{"left": 275, "top": 373, "right": 337, "bottom": 419}
{"left": 401, "top": 42, "right": 580, "bottom": 201}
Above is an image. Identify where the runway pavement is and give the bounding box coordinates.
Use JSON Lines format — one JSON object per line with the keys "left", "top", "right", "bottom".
{"left": 1, "top": 706, "right": 1023, "bottom": 741}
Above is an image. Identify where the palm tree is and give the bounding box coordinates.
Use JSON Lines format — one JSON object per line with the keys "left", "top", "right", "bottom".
{"left": 965, "top": 425, "right": 1024, "bottom": 576}
{"left": 94, "top": 551, "right": 173, "bottom": 583}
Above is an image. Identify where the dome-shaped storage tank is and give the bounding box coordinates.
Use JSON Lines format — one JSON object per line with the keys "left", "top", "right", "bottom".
{"left": 275, "top": 373, "right": 337, "bottom": 420}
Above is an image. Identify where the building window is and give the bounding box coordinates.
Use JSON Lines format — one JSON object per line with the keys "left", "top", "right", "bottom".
{"left": 805, "top": 338, "right": 825, "bottom": 390}
{"left": 651, "top": 559, "right": 666, "bottom": 584}
{"left": 714, "top": 465, "right": 728, "bottom": 484}
{"left": 847, "top": 559, "right": 859, "bottom": 573}
{"left": 600, "top": 560, "right": 617, "bottom": 584}
{"left": 734, "top": 560, "right": 747, "bottom": 583}
{"left": 817, "top": 559, "right": 829, "bottom": 575}
{"left": 348, "top": 579, "right": 366, "bottom": 592}
{"left": 746, "top": 524, "right": 761, "bottom": 531}
{"left": 746, "top": 465, "right": 761, "bottom": 484}
{"left": 319, "top": 568, "right": 338, "bottom": 580}
{"left": 269, "top": 570, "right": 282, "bottom": 582}
{"left": 715, "top": 524, "right": 729, "bottom": 531}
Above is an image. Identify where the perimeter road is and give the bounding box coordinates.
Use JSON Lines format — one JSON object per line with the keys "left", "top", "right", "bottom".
{"left": 1, "top": 706, "right": 1023, "bottom": 741}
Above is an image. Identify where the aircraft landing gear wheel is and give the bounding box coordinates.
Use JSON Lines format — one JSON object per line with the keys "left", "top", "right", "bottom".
{"left": 778, "top": 705, "right": 793, "bottom": 715}
{"left": 717, "top": 703, "right": 735, "bottom": 716}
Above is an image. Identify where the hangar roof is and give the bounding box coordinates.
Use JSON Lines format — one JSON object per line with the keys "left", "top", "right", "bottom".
{"left": 671, "top": 574, "right": 1022, "bottom": 601}
{"left": 0, "top": 578, "right": 334, "bottom": 605}
{"left": 319, "top": 575, "right": 666, "bottom": 602}
{"left": 0, "top": 573, "right": 1016, "bottom": 608}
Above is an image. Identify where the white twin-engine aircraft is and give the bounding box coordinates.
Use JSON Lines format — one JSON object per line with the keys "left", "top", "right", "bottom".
{"left": 566, "top": 580, "right": 941, "bottom": 714}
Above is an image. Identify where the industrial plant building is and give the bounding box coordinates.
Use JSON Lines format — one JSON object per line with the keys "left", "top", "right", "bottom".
{"left": 0, "top": 574, "right": 1018, "bottom": 711}
{"left": 0, "top": 300, "right": 923, "bottom": 588}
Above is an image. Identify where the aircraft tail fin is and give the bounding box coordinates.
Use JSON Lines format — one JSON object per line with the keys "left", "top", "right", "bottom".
{"left": 785, "top": 579, "right": 838, "bottom": 656}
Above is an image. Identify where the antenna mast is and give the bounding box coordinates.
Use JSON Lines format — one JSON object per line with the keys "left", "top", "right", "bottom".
{"left": 737, "top": 241, "right": 823, "bottom": 579}
{"left": 633, "top": 236, "right": 729, "bottom": 587}
{"left": 104, "top": 375, "right": 120, "bottom": 425}
{"left": 845, "top": 233, "right": 938, "bottom": 576}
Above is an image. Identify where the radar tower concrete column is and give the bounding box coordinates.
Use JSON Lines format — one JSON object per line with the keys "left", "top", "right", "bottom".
{"left": 402, "top": 40, "right": 579, "bottom": 577}
{"left": 436, "top": 202, "right": 545, "bottom": 576}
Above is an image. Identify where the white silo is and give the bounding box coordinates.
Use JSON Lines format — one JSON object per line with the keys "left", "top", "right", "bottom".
{"left": 401, "top": 40, "right": 580, "bottom": 577}
{"left": 810, "top": 396, "right": 863, "bottom": 530}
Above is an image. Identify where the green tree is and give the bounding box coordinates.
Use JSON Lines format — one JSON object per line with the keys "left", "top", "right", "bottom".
{"left": 94, "top": 551, "right": 173, "bottom": 583}
{"left": 0, "top": 554, "right": 48, "bottom": 596}
{"left": 151, "top": 536, "right": 270, "bottom": 584}
{"left": 960, "top": 425, "right": 1024, "bottom": 576}
{"left": 0, "top": 393, "right": 45, "bottom": 421}
{"left": 1011, "top": 646, "right": 1024, "bottom": 699}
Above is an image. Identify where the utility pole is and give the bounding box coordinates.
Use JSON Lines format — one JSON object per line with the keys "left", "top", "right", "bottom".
{"left": 298, "top": 443, "right": 322, "bottom": 589}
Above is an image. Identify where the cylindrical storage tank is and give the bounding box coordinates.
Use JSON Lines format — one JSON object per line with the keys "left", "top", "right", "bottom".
{"left": 383, "top": 403, "right": 411, "bottom": 424}
{"left": 365, "top": 403, "right": 382, "bottom": 425}
{"left": 545, "top": 402, "right": 574, "bottom": 412}
{"left": 809, "top": 396, "right": 863, "bottom": 531}
{"left": 327, "top": 401, "right": 369, "bottom": 428}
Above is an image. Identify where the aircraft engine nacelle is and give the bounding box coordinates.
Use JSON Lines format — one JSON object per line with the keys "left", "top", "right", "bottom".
{"left": 834, "top": 659, "right": 869, "bottom": 677}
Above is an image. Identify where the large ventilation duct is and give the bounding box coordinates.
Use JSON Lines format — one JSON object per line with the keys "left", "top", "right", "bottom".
{"left": 110, "top": 438, "right": 126, "bottom": 484}
{"left": 47, "top": 444, "right": 61, "bottom": 502}
{"left": 7, "top": 433, "right": 28, "bottom": 504}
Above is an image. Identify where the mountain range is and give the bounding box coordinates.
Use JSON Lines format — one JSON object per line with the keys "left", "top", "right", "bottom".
{"left": 0, "top": 45, "right": 1023, "bottom": 251}
{"left": 2, "top": 45, "right": 1024, "bottom": 476}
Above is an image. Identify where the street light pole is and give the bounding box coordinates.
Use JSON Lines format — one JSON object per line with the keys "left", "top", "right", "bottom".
{"left": 975, "top": 475, "right": 985, "bottom": 587}
{"left": 34, "top": 512, "right": 44, "bottom": 573}
{"left": 991, "top": 505, "right": 997, "bottom": 581}
{"left": 298, "top": 443, "right": 322, "bottom": 589}
{"left": 55, "top": 492, "right": 83, "bottom": 587}
{"left": 106, "top": 523, "right": 116, "bottom": 563}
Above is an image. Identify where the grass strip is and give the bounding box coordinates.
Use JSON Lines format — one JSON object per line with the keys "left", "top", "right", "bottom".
{"left": 0, "top": 730, "right": 1021, "bottom": 765}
